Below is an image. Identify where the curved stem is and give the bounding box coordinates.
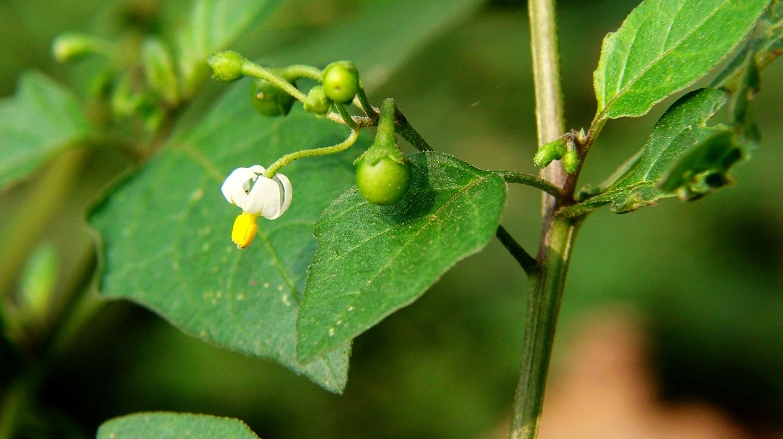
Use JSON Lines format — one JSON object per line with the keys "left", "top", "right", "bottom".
{"left": 356, "top": 87, "right": 377, "bottom": 118}
{"left": 264, "top": 129, "right": 360, "bottom": 178}
{"left": 241, "top": 61, "right": 309, "bottom": 103}
{"left": 334, "top": 103, "right": 360, "bottom": 130}
{"left": 495, "top": 171, "right": 562, "bottom": 199}
{"left": 281, "top": 65, "right": 323, "bottom": 82}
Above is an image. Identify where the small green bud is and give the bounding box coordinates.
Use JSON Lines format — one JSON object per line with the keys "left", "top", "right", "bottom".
{"left": 250, "top": 77, "right": 296, "bottom": 117}
{"left": 322, "top": 61, "right": 360, "bottom": 104}
{"left": 562, "top": 148, "right": 579, "bottom": 174}
{"left": 533, "top": 137, "right": 567, "bottom": 168}
{"left": 303, "top": 85, "right": 332, "bottom": 115}
{"left": 52, "top": 33, "right": 112, "bottom": 63}
{"left": 207, "top": 50, "right": 246, "bottom": 82}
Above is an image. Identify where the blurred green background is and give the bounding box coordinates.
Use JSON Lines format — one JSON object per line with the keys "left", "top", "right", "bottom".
{"left": 1, "top": 0, "right": 782, "bottom": 437}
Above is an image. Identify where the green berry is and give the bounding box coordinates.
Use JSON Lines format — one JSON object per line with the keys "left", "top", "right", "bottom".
{"left": 322, "top": 61, "right": 359, "bottom": 104}
{"left": 250, "top": 78, "right": 296, "bottom": 117}
{"left": 303, "top": 85, "right": 332, "bottom": 115}
{"left": 356, "top": 155, "right": 411, "bottom": 205}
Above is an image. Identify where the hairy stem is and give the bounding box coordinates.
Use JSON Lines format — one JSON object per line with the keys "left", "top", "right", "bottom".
{"left": 264, "top": 129, "right": 360, "bottom": 178}
{"left": 510, "top": 0, "right": 572, "bottom": 438}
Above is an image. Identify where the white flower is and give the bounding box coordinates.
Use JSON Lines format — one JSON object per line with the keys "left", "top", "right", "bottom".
{"left": 220, "top": 165, "right": 293, "bottom": 248}
{"left": 221, "top": 165, "right": 292, "bottom": 219}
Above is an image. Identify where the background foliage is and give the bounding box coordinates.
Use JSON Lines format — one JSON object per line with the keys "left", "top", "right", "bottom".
{"left": 1, "top": 0, "right": 782, "bottom": 437}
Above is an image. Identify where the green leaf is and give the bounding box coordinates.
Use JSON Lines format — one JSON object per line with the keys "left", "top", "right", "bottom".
{"left": 579, "top": 88, "right": 728, "bottom": 213}
{"left": 593, "top": 0, "right": 770, "bottom": 121}
{"left": 0, "top": 72, "right": 91, "bottom": 191}
{"left": 297, "top": 152, "right": 506, "bottom": 362}
{"left": 178, "top": 0, "right": 285, "bottom": 95}
{"left": 657, "top": 129, "right": 745, "bottom": 199}
{"left": 711, "top": 0, "right": 783, "bottom": 90}
{"left": 97, "top": 412, "right": 260, "bottom": 439}
{"left": 89, "top": 82, "right": 368, "bottom": 393}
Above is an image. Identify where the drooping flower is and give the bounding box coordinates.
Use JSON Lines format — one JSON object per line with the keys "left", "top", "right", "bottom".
{"left": 221, "top": 165, "right": 292, "bottom": 248}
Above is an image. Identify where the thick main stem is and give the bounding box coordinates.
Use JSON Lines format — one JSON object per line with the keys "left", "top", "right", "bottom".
{"left": 509, "top": 0, "right": 571, "bottom": 438}
{"left": 510, "top": 217, "right": 578, "bottom": 438}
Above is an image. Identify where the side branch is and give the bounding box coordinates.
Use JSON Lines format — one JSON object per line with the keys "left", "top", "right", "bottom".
{"left": 496, "top": 225, "right": 538, "bottom": 276}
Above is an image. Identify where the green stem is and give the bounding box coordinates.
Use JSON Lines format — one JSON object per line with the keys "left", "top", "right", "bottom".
{"left": 393, "top": 104, "right": 433, "bottom": 152}
{"left": 495, "top": 171, "right": 562, "bottom": 199}
{"left": 334, "top": 103, "right": 360, "bottom": 130}
{"left": 356, "top": 87, "right": 377, "bottom": 118}
{"left": 529, "top": 0, "right": 566, "bottom": 187}
{"left": 281, "top": 65, "right": 323, "bottom": 82}
{"left": 264, "top": 129, "right": 360, "bottom": 178}
{"left": 509, "top": 0, "right": 571, "bottom": 438}
{"left": 510, "top": 216, "right": 579, "bottom": 439}
{"left": 241, "top": 61, "right": 309, "bottom": 103}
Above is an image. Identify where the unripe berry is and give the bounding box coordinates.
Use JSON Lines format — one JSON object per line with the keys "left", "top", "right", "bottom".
{"left": 303, "top": 85, "right": 332, "bottom": 115}
{"left": 355, "top": 156, "right": 411, "bottom": 206}
{"left": 322, "top": 61, "right": 360, "bottom": 104}
{"left": 250, "top": 78, "right": 296, "bottom": 117}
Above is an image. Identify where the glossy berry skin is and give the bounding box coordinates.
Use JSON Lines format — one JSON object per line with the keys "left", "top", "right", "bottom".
{"left": 250, "top": 78, "right": 295, "bottom": 117}
{"left": 322, "top": 61, "right": 359, "bottom": 104}
{"left": 355, "top": 156, "right": 411, "bottom": 205}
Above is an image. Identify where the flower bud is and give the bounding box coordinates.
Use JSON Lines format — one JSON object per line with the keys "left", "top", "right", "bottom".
{"left": 533, "top": 137, "right": 567, "bottom": 168}
{"left": 303, "top": 85, "right": 332, "bottom": 115}
{"left": 207, "top": 51, "right": 246, "bottom": 82}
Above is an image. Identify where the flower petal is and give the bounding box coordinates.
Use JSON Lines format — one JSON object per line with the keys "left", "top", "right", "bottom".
{"left": 221, "top": 166, "right": 265, "bottom": 206}
{"left": 272, "top": 173, "right": 293, "bottom": 219}
{"left": 243, "top": 172, "right": 293, "bottom": 219}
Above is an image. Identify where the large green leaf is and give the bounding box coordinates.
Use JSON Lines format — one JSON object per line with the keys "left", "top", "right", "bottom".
{"left": 0, "top": 72, "right": 91, "bottom": 191}
{"left": 297, "top": 152, "right": 506, "bottom": 362}
{"left": 593, "top": 0, "right": 769, "bottom": 121}
{"left": 178, "top": 0, "right": 285, "bottom": 95}
{"left": 711, "top": 0, "right": 783, "bottom": 90}
{"left": 97, "top": 412, "right": 260, "bottom": 439}
{"left": 577, "top": 88, "right": 728, "bottom": 213}
{"left": 89, "top": 81, "right": 368, "bottom": 392}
